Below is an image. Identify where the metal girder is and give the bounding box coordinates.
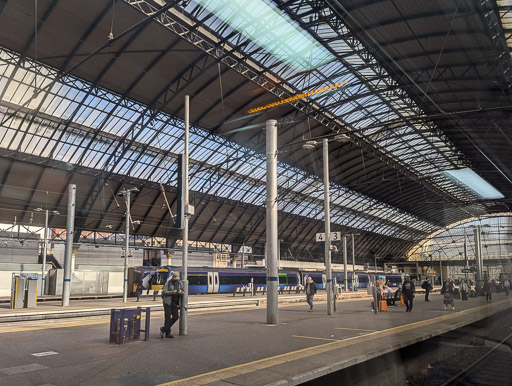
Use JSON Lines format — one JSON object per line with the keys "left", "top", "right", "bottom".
{"left": 122, "top": 0, "right": 474, "bottom": 215}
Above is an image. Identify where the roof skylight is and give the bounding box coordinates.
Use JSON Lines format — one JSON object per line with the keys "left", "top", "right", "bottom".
{"left": 193, "top": 0, "right": 335, "bottom": 72}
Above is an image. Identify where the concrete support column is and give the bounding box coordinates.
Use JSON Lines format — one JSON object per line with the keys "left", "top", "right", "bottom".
{"left": 323, "top": 139, "right": 332, "bottom": 315}
{"left": 266, "top": 119, "right": 278, "bottom": 325}
{"left": 62, "top": 184, "right": 76, "bottom": 307}
{"left": 180, "top": 95, "right": 190, "bottom": 335}
{"left": 343, "top": 236, "right": 348, "bottom": 291}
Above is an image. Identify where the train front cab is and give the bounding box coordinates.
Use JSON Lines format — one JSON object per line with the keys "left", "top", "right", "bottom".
{"left": 278, "top": 272, "right": 300, "bottom": 290}
{"left": 152, "top": 267, "right": 172, "bottom": 292}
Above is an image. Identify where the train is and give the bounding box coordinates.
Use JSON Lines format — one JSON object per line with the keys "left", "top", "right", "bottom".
{"left": 129, "top": 266, "right": 409, "bottom": 296}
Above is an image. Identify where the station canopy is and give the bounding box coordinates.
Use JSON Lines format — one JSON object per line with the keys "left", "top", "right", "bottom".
{"left": 0, "top": 0, "right": 510, "bottom": 262}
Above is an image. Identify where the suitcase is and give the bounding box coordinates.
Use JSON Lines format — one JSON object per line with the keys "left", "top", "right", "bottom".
{"left": 379, "top": 300, "right": 387, "bottom": 312}
{"left": 400, "top": 296, "right": 405, "bottom": 306}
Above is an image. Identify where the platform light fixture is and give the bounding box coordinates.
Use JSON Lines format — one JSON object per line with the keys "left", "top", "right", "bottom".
{"left": 443, "top": 168, "right": 504, "bottom": 199}
{"left": 334, "top": 133, "right": 350, "bottom": 143}
{"left": 302, "top": 140, "right": 318, "bottom": 150}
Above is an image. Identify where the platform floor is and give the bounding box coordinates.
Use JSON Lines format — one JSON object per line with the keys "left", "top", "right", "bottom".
{"left": 0, "top": 292, "right": 510, "bottom": 386}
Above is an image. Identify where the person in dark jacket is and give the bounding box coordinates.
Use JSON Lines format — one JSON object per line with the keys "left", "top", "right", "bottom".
{"left": 483, "top": 280, "right": 492, "bottom": 302}
{"left": 460, "top": 280, "right": 469, "bottom": 301}
{"left": 135, "top": 279, "right": 143, "bottom": 302}
{"left": 421, "top": 278, "right": 433, "bottom": 302}
{"left": 402, "top": 277, "right": 415, "bottom": 312}
{"left": 160, "top": 271, "right": 183, "bottom": 339}
{"left": 442, "top": 278, "right": 455, "bottom": 310}
{"left": 305, "top": 276, "right": 317, "bottom": 312}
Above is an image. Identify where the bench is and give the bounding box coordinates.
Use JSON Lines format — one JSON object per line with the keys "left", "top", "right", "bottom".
{"left": 255, "top": 286, "right": 266, "bottom": 295}
{"left": 232, "top": 286, "right": 249, "bottom": 297}
{"left": 385, "top": 292, "right": 402, "bottom": 306}
{"left": 279, "top": 285, "right": 301, "bottom": 294}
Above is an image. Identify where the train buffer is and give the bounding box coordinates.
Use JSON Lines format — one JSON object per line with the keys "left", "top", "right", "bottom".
{"left": 109, "top": 307, "right": 150, "bottom": 344}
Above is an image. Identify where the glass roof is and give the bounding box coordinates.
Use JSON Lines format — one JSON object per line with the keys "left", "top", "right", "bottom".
{"left": 183, "top": 0, "right": 482, "bottom": 202}
{"left": 0, "top": 47, "right": 437, "bottom": 241}
{"left": 497, "top": 0, "right": 512, "bottom": 51}
{"left": 408, "top": 216, "right": 512, "bottom": 261}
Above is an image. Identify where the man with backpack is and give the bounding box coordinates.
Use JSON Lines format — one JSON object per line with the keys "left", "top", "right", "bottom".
{"left": 402, "top": 277, "right": 416, "bottom": 312}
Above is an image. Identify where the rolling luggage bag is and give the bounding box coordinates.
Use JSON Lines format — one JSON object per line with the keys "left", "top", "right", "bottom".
{"left": 400, "top": 296, "right": 405, "bottom": 306}
{"left": 379, "top": 300, "right": 387, "bottom": 312}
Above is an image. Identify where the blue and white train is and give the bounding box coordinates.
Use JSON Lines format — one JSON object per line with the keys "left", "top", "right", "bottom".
{"left": 130, "top": 266, "right": 408, "bottom": 295}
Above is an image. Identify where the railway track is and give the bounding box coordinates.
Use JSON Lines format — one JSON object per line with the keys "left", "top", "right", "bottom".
{"left": 441, "top": 331, "right": 512, "bottom": 386}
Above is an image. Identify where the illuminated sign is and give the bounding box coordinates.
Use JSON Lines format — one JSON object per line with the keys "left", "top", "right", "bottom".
{"left": 248, "top": 81, "right": 348, "bottom": 113}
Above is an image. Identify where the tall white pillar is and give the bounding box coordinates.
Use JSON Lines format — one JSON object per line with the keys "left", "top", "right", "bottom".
{"left": 62, "top": 184, "right": 76, "bottom": 307}
{"left": 266, "top": 119, "right": 278, "bottom": 325}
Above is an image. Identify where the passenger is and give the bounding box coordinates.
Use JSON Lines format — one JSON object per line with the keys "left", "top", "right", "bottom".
{"left": 305, "top": 276, "right": 317, "bottom": 312}
{"left": 395, "top": 285, "right": 402, "bottom": 298}
{"left": 504, "top": 277, "right": 511, "bottom": 297}
{"left": 421, "top": 277, "right": 433, "bottom": 302}
{"left": 460, "top": 280, "right": 469, "bottom": 301}
{"left": 441, "top": 278, "right": 455, "bottom": 310}
{"left": 376, "top": 280, "right": 384, "bottom": 302}
{"left": 160, "top": 271, "right": 183, "bottom": 339}
{"left": 386, "top": 285, "right": 394, "bottom": 299}
{"left": 147, "top": 273, "right": 154, "bottom": 296}
{"left": 402, "top": 277, "right": 415, "bottom": 312}
{"left": 483, "top": 280, "right": 492, "bottom": 302}
{"left": 135, "top": 279, "right": 143, "bottom": 302}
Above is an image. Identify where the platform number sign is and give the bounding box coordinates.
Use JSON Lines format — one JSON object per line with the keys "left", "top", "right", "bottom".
{"left": 316, "top": 232, "right": 341, "bottom": 243}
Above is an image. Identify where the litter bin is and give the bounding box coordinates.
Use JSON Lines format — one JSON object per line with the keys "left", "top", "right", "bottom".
{"left": 109, "top": 307, "right": 150, "bottom": 344}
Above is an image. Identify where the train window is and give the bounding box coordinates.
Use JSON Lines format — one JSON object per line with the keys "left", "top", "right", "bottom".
{"left": 358, "top": 276, "right": 369, "bottom": 283}
{"left": 220, "top": 275, "right": 241, "bottom": 285}
{"left": 288, "top": 275, "right": 297, "bottom": 284}
{"left": 188, "top": 274, "right": 208, "bottom": 286}
{"left": 219, "top": 275, "right": 231, "bottom": 285}
{"left": 156, "top": 271, "right": 169, "bottom": 285}
{"left": 279, "top": 275, "right": 287, "bottom": 284}
{"left": 253, "top": 276, "right": 266, "bottom": 285}
{"left": 312, "top": 276, "right": 322, "bottom": 285}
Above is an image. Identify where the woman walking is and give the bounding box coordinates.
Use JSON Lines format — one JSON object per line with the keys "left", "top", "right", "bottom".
{"left": 442, "top": 278, "right": 455, "bottom": 310}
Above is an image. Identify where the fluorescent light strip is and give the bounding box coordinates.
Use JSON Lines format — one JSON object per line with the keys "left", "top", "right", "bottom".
{"left": 443, "top": 168, "right": 504, "bottom": 199}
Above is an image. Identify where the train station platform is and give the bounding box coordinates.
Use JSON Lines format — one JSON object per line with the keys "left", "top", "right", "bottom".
{"left": 0, "top": 290, "right": 371, "bottom": 322}
{"left": 1, "top": 291, "right": 507, "bottom": 386}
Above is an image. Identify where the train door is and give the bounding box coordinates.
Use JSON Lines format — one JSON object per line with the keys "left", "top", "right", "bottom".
{"left": 207, "top": 272, "right": 215, "bottom": 293}
{"left": 213, "top": 272, "right": 219, "bottom": 293}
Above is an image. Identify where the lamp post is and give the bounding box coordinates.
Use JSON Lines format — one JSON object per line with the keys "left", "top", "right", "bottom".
{"left": 34, "top": 208, "right": 59, "bottom": 296}
{"left": 119, "top": 187, "right": 139, "bottom": 303}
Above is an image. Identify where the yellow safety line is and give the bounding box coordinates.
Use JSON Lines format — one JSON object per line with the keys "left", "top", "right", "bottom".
{"left": 0, "top": 320, "right": 107, "bottom": 334}
{"left": 292, "top": 335, "right": 338, "bottom": 342}
{"left": 158, "top": 299, "right": 512, "bottom": 385}
{"left": 335, "top": 327, "right": 377, "bottom": 332}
